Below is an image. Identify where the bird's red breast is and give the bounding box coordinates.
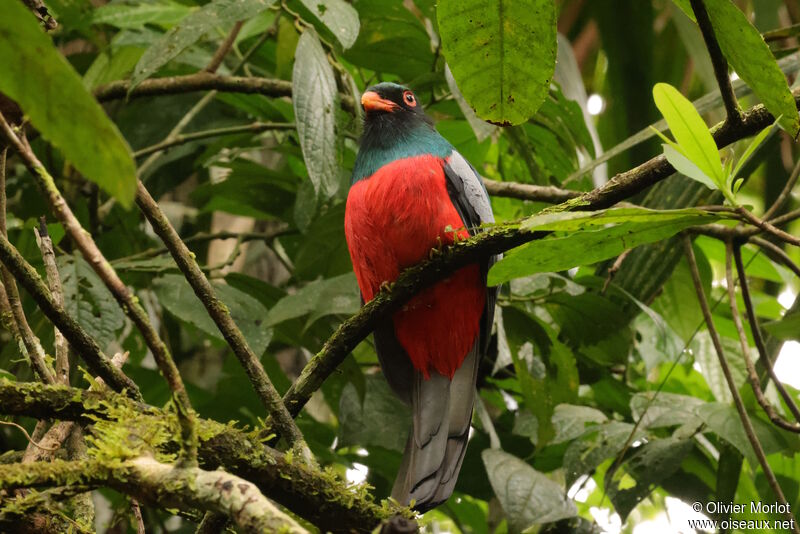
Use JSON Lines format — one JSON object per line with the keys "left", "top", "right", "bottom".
{"left": 344, "top": 154, "right": 485, "bottom": 378}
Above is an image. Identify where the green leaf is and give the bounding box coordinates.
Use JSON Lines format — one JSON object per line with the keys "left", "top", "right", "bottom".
{"left": 695, "top": 403, "right": 788, "bottom": 466}
{"left": 563, "top": 421, "right": 643, "bottom": 486}
{"left": 662, "top": 143, "right": 718, "bottom": 191}
{"left": 437, "top": 0, "right": 557, "bottom": 125}
{"left": 92, "top": 1, "right": 193, "bottom": 29}
{"left": 605, "top": 436, "right": 695, "bottom": 520}
{"left": 0, "top": 2, "right": 136, "bottom": 207}
{"left": 264, "top": 273, "right": 359, "bottom": 327}
{"left": 130, "top": 0, "right": 276, "bottom": 88}
{"left": 763, "top": 311, "right": 800, "bottom": 341}
{"left": 58, "top": 254, "right": 125, "bottom": 349}
{"left": 489, "top": 208, "right": 718, "bottom": 285}
{"left": 630, "top": 392, "right": 705, "bottom": 429}
{"left": 153, "top": 274, "right": 272, "bottom": 356}
{"left": 292, "top": 30, "right": 340, "bottom": 197}
{"left": 297, "top": 0, "right": 360, "bottom": 49}
{"left": 550, "top": 404, "right": 608, "bottom": 444}
{"left": 652, "top": 83, "right": 724, "bottom": 186}
{"left": 343, "top": 0, "right": 433, "bottom": 80}
{"left": 338, "top": 374, "right": 410, "bottom": 452}
{"left": 730, "top": 119, "right": 780, "bottom": 182}
{"left": 482, "top": 449, "right": 577, "bottom": 533}
{"left": 703, "top": 0, "right": 800, "bottom": 137}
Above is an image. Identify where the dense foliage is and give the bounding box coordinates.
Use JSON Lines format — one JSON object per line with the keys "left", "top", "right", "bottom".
{"left": 0, "top": 0, "right": 799, "bottom": 532}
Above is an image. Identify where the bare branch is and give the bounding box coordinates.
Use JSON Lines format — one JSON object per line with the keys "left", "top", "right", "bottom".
{"left": 134, "top": 122, "right": 295, "bottom": 158}
{"left": 736, "top": 206, "right": 800, "bottom": 247}
{"left": 733, "top": 243, "right": 800, "bottom": 423}
{"left": 20, "top": 0, "right": 58, "bottom": 30}
{"left": 482, "top": 178, "right": 579, "bottom": 204}
{"left": 34, "top": 219, "right": 69, "bottom": 385}
{"left": 684, "top": 236, "right": 798, "bottom": 532}
{"left": 205, "top": 21, "right": 244, "bottom": 73}
{"left": 724, "top": 240, "right": 800, "bottom": 432}
{"left": 763, "top": 157, "right": 800, "bottom": 221}
{"left": 689, "top": 0, "right": 741, "bottom": 123}
{"left": 750, "top": 237, "right": 800, "bottom": 278}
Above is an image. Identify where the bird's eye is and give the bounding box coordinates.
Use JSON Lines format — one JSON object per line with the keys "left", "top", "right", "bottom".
{"left": 403, "top": 91, "right": 417, "bottom": 107}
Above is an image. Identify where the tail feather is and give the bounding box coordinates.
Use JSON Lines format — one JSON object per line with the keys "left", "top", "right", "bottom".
{"left": 391, "top": 345, "right": 480, "bottom": 512}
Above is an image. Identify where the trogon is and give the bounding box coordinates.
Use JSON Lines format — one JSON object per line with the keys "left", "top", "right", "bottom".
{"left": 344, "top": 82, "right": 497, "bottom": 512}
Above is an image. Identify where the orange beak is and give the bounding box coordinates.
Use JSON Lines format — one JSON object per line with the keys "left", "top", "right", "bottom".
{"left": 361, "top": 91, "right": 397, "bottom": 113}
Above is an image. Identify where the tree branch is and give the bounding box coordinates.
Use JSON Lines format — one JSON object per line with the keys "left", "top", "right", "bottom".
{"left": 763, "top": 157, "right": 800, "bottom": 221}
{"left": 205, "top": 21, "right": 244, "bottom": 74}
{"left": 684, "top": 236, "right": 798, "bottom": 532}
{"left": 34, "top": 219, "right": 69, "bottom": 385}
{"left": 0, "top": 380, "right": 403, "bottom": 532}
{"left": 134, "top": 180, "right": 309, "bottom": 457}
{"left": 482, "top": 178, "right": 579, "bottom": 203}
{"left": 735, "top": 206, "right": 800, "bottom": 247}
{"left": 689, "top": 0, "right": 741, "bottom": 123}
{"left": 0, "top": 456, "right": 308, "bottom": 533}
{"left": 750, "top": 236, "right": 800, "bottom": 278}
{"left": 733, "top": 243, "right": 800, "bottom": 422}
{"left": 724, "top": 240, "right": 800, "bottom": 432}
{"left": 0, "top": 111, "right": 198, "bottom": 463}
{"left": 133, "top": 122, "right": 295, "bottom": 158}
{"left": 94, "top": 72, "right": 357, "bottom": 113}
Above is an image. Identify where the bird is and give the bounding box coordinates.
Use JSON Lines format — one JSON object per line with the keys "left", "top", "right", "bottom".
{"left": 344, "top": 82, "right": 497, "bottom": 512}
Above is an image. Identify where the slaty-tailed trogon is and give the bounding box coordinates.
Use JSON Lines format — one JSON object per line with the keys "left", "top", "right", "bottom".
{"left": 344, "top": 82, "right": 497, "bottom": 512}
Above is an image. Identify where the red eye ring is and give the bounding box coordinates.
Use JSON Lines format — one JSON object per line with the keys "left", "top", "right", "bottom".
{"left": 403, "top": 90, "right": 417, "bottom": 107}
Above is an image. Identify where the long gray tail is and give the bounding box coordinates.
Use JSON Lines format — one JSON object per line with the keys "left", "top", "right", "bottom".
{"left": 391, "top": 345, "right": 479, "bottom": 512}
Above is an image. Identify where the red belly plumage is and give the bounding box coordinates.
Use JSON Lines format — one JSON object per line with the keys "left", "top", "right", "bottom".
{"left": 344, "top": 154, "right": 485, "bottom": 378}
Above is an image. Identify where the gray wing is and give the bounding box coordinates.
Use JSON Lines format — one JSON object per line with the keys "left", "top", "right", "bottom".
{"left": 444, "top": 150, "right": 501, "bottom": 353}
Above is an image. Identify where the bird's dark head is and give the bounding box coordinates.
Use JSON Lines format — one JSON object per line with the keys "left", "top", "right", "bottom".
{"left": 352, "top": 82, "right": 451, "bottom": 183}
{"left": 361, "top": 82, "right": 431, "bottom": 128}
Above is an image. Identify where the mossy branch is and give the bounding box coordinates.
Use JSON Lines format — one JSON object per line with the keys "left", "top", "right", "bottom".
{"left": 0, "top": 380, "right": 401, "bottom": 532}
{"left": 0, "top": 456, "right": 307, "bottom": 533}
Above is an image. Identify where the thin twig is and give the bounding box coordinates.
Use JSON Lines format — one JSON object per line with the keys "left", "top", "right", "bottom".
{"left": 0, "top": 420, "right": 58, "bottom": 451}
{"left": 0, "top": 111, "right": 198, "bottom": 464}
{"left": 684, "top": 236, "right": 798, "bottom": 532}
{"left": 724, "top": 240, "right": 800, "bottom": 432}
{"left": 34, "top": 218, "right": 69, "bottom": 385}
{"left": 689, "top": 0, "right": 741, "bottom": 123}
{"left": 736, "top": 206, "right": 800, "bottom": 247}
{"left": 733, "top": 243, "right": 800, "bottom": 422}
{"left": 112, "top": 228, "right": 291, "bottom": 263}
{"left": 134, "top": 122, "right": 295, "bottom": 158}
{"left": 750, "top": 236, "right": 800, "bottom": 278}
{"left": 134, "top": 180, "right": 310, "bottom": 458}
{"left": 763, "top": 157, "right": 800, "bottom": 220}
{"left": 132, "top": 499, "right": 146, "bottom": 534}
{"left": 205, "top": 21, "right": 244, "bottom": 73}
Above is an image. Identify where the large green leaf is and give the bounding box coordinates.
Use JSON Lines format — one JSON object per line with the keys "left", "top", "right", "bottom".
{"left": 0, "top": 2, "right": 136, "bottom": 207}
{"left": 130, "top": 0, "right": 276, "bottom": 87}
{"left": 437, "top": 0, "right": 557, "bottom": 125}
{"left": 488, "top": 208, "right": 719, "bottom": 285}
{"left": 699, "top": 0, "right": 799, "bottom": 136}
{"left": 297, "top": 0, "right": 360, "bottom": 49}
{"left": 652, "top": 83, "right": 724, "bottom": 187}
{"left": 605, "top": 436, "right": 695, "bottom": 520}
{"left": 92, "top": 0, "right": 192, "bottom": 29}
{"left": 264, "top": 273, "right": 359, "bottom": 327}
{"left": 482, "top": 449, "right": 576, "bottom": 533}
{"left": 153, "top": 274, "right": 272, "bottom": 356}
{"left": 338, "top": 375, "right": 410, "bottom": 452}
{"left": 58, "top": 254, "right": 125, "bottom": 350}
{"left": 292, "top": 30, "right": 340, "bottom": 197}
{"left": 763, "top": 311, "right": 800, "bottom": 341}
